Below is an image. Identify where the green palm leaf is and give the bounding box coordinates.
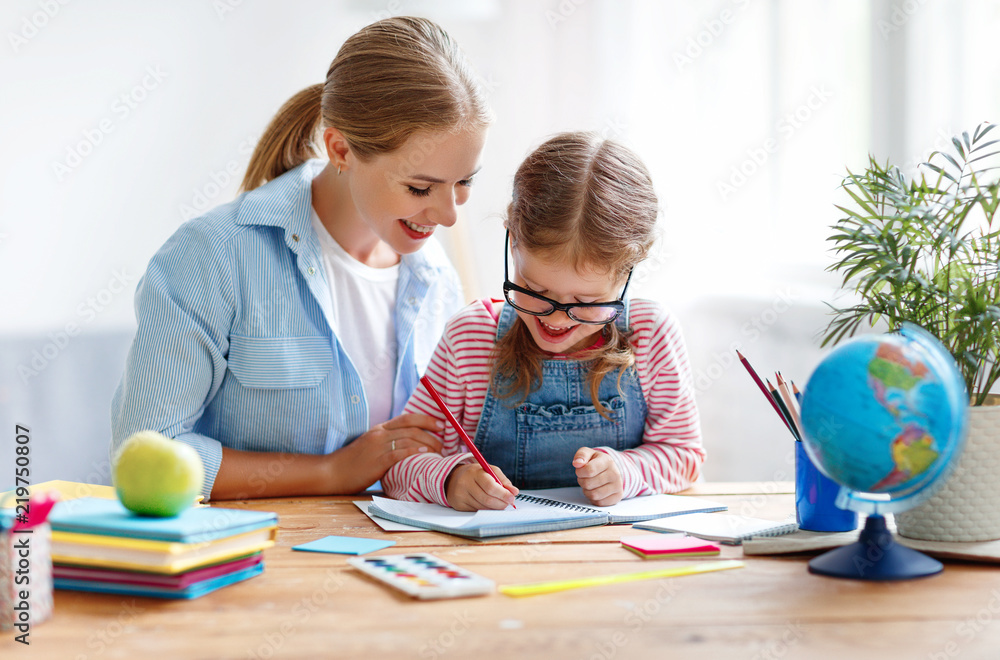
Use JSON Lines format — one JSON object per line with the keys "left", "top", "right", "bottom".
{"left": 823, "top": 122, "right": 1000, "bottom": 400}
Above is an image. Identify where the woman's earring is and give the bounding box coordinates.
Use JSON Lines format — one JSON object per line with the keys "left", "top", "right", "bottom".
{"left": 337, "top": 165, "right": 342, "bottom": 176}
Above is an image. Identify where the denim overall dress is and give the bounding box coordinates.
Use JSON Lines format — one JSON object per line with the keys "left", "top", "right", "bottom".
{"left": 473, "top": 303, "right": 648, "bottom": 489}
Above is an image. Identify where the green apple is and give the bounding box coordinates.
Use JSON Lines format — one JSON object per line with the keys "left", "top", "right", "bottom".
{"left": 114, "top": 430, "right": 204, "bottom": 517}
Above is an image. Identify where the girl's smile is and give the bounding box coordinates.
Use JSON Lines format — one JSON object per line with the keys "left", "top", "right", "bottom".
{"left": 511, "top": 248, "right": 627, "bottom": 354}
{"left": 534, "top": 317, "right": 578, "bottom": 344}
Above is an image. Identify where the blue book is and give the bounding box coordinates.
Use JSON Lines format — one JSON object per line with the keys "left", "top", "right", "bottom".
{"left": 48, "top": 497, "right": 278, "bottom": 543}
{"left": 54, "top": 561, "right": 265, "bottom": 599}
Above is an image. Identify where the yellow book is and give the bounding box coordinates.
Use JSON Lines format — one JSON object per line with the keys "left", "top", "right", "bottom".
{"left": 51, "top": 526, "right": 277, "bottom": 574}
{"left": 1, "top": 479, "right": 117, "bottom": 505}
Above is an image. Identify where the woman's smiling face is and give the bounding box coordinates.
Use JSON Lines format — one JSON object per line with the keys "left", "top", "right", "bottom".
{"left": 346, "top": 126, "right": 487, "bottom": 255}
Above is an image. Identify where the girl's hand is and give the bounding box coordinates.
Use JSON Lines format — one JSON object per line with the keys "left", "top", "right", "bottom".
{"left": 331, "top": 413, "right": 445, "bottom": 493}
{"left": 445, "top": 463, "right": 518, "bottom": 511}
{"left": 573, "top": 447, "right": 624, "bottom": 506}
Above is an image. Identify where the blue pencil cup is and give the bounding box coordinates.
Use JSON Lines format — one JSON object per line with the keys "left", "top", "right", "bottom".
{"left": 795, "top": 442, "right": 858, "bottom": 532}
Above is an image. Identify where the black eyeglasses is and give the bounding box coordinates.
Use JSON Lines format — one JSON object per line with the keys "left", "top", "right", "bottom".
{"left": 503, "top": 231, "right": 632, "bottom": 325}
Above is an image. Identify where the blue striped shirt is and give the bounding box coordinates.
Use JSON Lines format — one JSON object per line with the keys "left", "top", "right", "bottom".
{"left": 110, "top": 160, "right": 464, "bottom": 499}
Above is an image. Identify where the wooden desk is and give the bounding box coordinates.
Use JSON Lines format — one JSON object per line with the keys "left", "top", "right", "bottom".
{"left": 8, "top": 483, "right": 1000, "bottom": 659}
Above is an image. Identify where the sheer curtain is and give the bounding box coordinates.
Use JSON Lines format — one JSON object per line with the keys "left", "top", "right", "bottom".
{"left": 447, "top": 0, "right": 1000, "bottom": 480}
{"left": 3, "top": 0, "right": 998, "bottom": 483}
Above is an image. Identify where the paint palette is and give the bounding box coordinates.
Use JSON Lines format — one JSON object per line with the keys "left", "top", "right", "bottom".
{"left": 347, "top": 553, "right": 495, "bottom": 600}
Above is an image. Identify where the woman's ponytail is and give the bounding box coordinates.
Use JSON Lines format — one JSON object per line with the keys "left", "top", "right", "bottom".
{"left": 240, "top": 84, "right": 324, "bottom": 193}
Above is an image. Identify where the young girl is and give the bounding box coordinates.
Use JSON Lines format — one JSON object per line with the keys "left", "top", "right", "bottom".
{"left": 111, "top": 17, "right": 490, "bottom": 501}
{"left": 383, "top": 132, "right": 705, "bottom": 510}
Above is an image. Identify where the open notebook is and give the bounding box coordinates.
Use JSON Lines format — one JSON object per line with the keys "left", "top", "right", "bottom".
{"left": 633, "top": 512, "right": 798, "bottom": 545}
{"left": 367, "top": 489, "right": 728, "bottom": 539}
{"left": 518, "top": 488, "right": 727, "bottom": 523}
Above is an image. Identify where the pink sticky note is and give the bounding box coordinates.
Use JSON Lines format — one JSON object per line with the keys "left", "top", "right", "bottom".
{"left": 620, "top": 535, "right": 721, "bottom": 558}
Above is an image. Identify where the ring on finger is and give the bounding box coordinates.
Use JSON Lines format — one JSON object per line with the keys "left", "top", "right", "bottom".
{"left": 391, "top": 439, "right": 396, "bottom": 451}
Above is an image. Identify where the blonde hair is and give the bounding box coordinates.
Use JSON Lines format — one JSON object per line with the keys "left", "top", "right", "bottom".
{"left": 240, "top": 16, "right": 491, "bottom": 192}
{"left": 491, "top": 132, "right": 659, "bottom": 417}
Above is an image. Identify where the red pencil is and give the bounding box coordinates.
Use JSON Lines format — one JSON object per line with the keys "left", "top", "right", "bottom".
{"left": 419, "top": 375, "right": 516, "bottom": 506}
{"left": 736, "top": 351, "right": 797, "bottom": 439}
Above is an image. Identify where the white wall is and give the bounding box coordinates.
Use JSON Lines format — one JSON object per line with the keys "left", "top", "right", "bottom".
{"left": 3, "top": 0, "right": 999, "bottom": 486}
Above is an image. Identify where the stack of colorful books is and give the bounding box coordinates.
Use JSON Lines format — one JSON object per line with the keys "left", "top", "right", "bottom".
{"left": 46, "top": 497, "right": 277, "bottom": 599}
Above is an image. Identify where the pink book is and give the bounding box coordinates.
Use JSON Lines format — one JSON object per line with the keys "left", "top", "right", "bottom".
{"left": 53, "top": 553, "right": 262, "bottom": 589}
{"left": 620, "top": 535, "right": 721, "bottom": 558}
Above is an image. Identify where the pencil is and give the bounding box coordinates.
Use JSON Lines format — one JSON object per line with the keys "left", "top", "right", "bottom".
{"left": 736, "top": 351, "right": 798, "bottom": 439}
{"left": 419, "top": 375, "right": 517, "bottom": 506}
{"left": 768, "top": 378, "right": 801, "bottom": 441}
{"left": 775, "top": 373, "right": 802, "bottom": 435}
{"left": 792, "top": 381, "right": 802, "bottom": 405}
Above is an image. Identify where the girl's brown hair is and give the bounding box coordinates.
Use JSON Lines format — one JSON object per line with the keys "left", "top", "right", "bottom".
{"left": 491, "top": 132, "right": 660, "bottom": 416}
{"left": 240, "top": 16, "right": 491, "bottom": 192}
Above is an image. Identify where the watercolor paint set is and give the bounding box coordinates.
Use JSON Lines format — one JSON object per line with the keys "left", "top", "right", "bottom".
{"left": 347, "top": 553, "right": 494, "bottom": 600}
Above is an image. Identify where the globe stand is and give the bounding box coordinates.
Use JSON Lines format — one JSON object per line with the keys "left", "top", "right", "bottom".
{"left": 808, "top": 514, "right": 943, "bottom": 580}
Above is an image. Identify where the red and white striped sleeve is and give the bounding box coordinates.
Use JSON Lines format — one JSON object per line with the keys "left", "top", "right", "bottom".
{"left": 594, "top": 299, "right": 706, "bottom": 497}
{"left": 381, "top": 301, "right": 498, "bottom": 506}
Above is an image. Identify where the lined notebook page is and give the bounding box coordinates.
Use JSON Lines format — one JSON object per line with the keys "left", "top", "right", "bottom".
{"left": 634, "top": 512, "right": 798, "bottom": 543}
{"left": 518, "top": 487, "right": 727, "bottom": 522}
{"left": 369, "top": 496, "right": 590, "bottom": 530}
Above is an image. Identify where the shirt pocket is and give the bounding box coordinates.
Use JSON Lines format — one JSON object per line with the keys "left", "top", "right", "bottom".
{"left": 227, "top": 335, "right": 332, "bottom": 389}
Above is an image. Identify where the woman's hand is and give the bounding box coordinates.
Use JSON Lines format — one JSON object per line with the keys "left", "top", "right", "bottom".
{"left": 329, "top": 413, "right": 445, "bottom": 494}
{"left": 573, "top": 447, "right": 624, "bottom": 507}
{"left": 444, "top": 463, "right": 518, "bottom": 511}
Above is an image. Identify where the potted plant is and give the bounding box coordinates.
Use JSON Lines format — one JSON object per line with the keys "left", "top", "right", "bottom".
{"left": 822, "top": 122, "right": 1000, "bottom": 542}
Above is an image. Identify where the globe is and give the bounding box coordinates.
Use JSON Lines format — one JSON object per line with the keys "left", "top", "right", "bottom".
{"left": 798, "top": 322, "right": 969, "bottom": 580}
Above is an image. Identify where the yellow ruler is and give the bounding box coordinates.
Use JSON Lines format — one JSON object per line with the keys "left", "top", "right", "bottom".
{"left": 499, "top": 560, "right": 744, "bottom": 598}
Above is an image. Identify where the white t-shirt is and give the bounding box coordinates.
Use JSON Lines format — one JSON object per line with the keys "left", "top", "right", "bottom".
{"left": 311, "top": 209, "right": 399, "bottom": 429}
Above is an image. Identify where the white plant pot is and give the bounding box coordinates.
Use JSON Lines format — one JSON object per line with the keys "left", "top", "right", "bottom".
{"left": 896, "top": 400, "right": 1000, "bottom": 542}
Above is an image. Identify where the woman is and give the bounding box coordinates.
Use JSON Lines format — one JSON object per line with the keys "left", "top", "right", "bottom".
{"left": 111, "top": 17, "right": 491, "bottom": 500}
